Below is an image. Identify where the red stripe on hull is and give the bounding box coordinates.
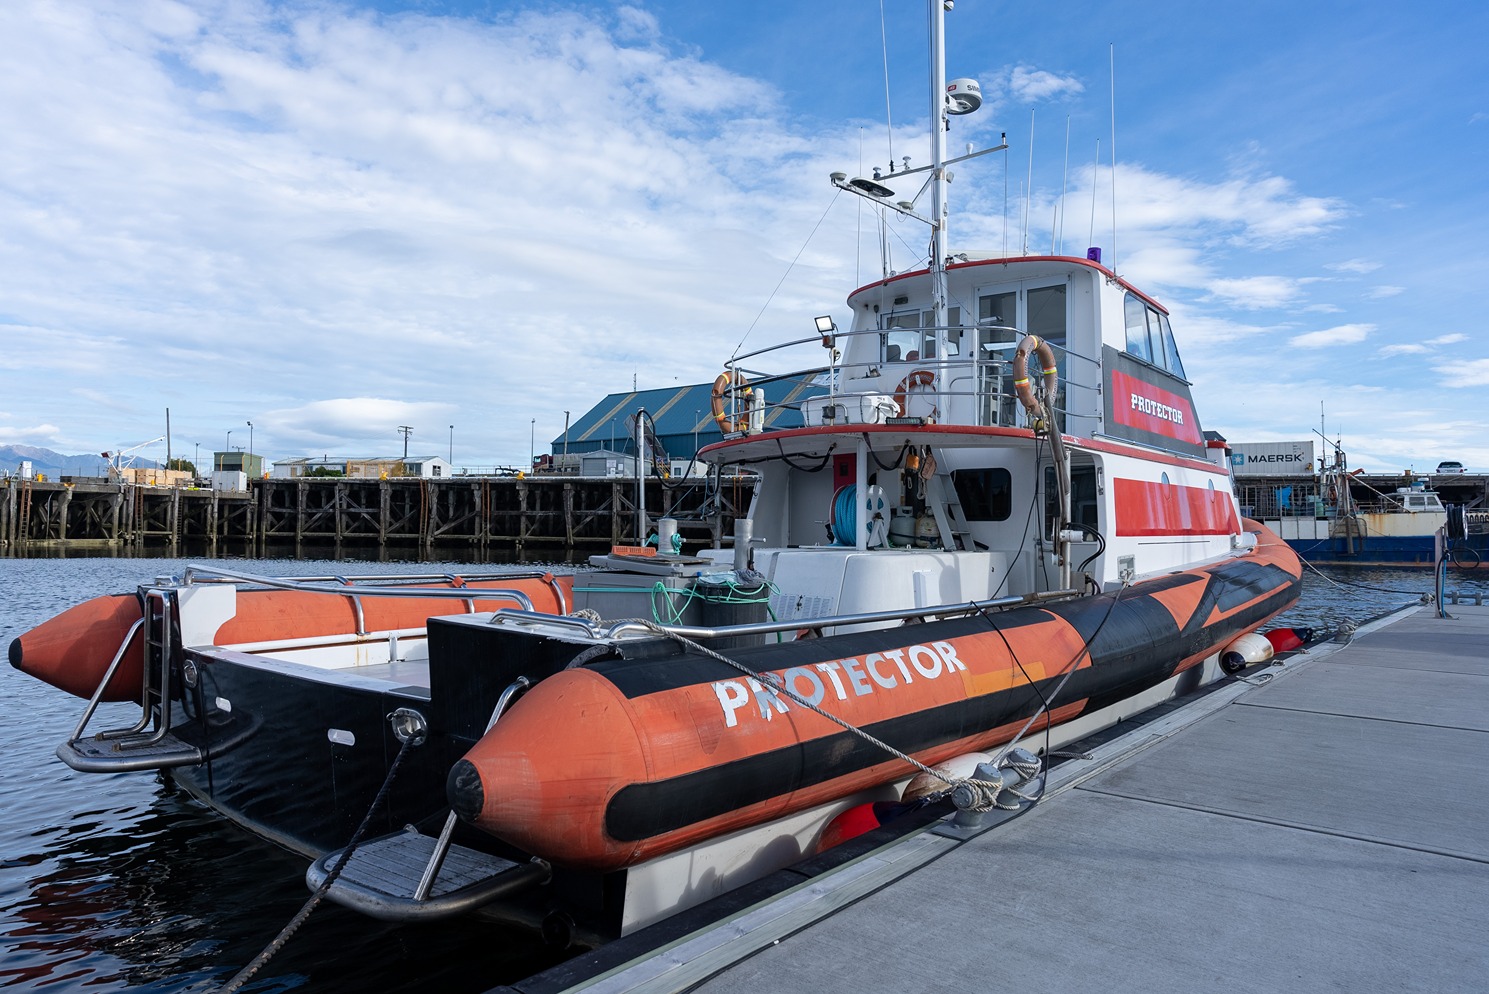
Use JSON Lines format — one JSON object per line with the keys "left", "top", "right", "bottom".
{"left": 1114, "top": 477, "right": 1240, "bottom": 536}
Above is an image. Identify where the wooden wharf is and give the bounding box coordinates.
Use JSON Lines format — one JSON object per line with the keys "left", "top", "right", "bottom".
{"left": 0, "top": 474, "right": 744, "bottom": 558}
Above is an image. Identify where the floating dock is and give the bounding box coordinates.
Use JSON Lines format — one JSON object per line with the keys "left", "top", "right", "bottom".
{"left": 517, "top": 602, "right": 1488, "bottom": 994}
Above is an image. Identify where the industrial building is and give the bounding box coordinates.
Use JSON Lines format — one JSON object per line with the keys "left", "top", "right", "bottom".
{"left": 542, "top": 376, "right": 828, "bottom": 471}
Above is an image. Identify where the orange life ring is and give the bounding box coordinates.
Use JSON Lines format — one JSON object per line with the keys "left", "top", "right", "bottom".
{"left": 894, "top": 369, "right": 936, "bottom": 417}
{"left": 1012, "top": 336, "right": 1059, "bottom": 414}
{"left": 710, "top": 370, "right": 750, "bottom": 433}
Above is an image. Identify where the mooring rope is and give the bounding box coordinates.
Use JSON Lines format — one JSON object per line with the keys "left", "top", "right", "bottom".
{"left": 218, "top": 731, "right": 418, "bottom": 993}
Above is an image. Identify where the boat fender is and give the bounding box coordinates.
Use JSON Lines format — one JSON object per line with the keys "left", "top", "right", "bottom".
{"left": 1011, "top": 335, "right": 1059, "bottom": 414}
{"left": 710, "top": 369, "right": 751, "bottom": 433}
{"left": 902, "top": 750, "right": 992, "bottom": 801}
{"left": 1262, "top": 627, "right": 1314, "bottom": 653}
{"left": 814, "top": 799, "right": 925, "bottom": 853}
{"left": 1219, "top": 631, "right": 1275, "bottom": 674}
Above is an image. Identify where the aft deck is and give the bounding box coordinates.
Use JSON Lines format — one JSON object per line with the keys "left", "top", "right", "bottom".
{"left": 517, "top": 601, "right": 1489, "bottom": 994}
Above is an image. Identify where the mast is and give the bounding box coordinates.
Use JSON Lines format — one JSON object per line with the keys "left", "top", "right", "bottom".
{"left": 929, "top": 0, "right": 950, "bottom": 345}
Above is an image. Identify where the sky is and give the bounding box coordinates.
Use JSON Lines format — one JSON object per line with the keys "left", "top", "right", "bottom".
{"left": 1, "top": 0, "right": 1486, "bottom": 473}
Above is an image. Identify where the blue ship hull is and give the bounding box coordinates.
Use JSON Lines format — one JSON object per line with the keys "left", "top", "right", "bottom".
{"left": 1284, "top": 535, "right": 1486, "bottom": 567}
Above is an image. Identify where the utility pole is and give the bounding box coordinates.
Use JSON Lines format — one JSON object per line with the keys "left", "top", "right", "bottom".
{"left": 398, "top": 425, "right": 413, "bottom": 461}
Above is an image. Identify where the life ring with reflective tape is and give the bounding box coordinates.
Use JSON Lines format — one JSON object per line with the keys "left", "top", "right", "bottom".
{"left": 1012, "top": 336, "right": 1059, "bottom": 414}
{"left": 894, "top": 369, "right": 936, "bottom": 417}
{"left": 710, "top": 370, "right": 750, "bottom": 432}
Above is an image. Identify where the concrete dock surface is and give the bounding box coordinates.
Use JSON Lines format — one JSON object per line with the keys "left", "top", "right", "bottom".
{"left": 555, "top": 603, "right": 1489, "bottom": 994}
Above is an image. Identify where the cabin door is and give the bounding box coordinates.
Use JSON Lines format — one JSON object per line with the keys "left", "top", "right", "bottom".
{"left": 974, "top": 281, "right": 1068, "bottom": 428}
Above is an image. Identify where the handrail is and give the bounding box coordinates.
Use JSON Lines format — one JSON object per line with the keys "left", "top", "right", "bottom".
{"left": 178, "top": 566, "right": 534, "bottom": 613}
{"left": 67, "top": 617, "right": 145, "bottom": 742}
{"left": 180, "top": 567, "right": 555, "bottom": 587}
{"left": 487, "top": 588, "right": 1080, "bottom": 642}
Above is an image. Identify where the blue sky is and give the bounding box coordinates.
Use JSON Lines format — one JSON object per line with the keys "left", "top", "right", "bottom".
{"left": 2, "top": 0, "right": 1485, "bottom": 472}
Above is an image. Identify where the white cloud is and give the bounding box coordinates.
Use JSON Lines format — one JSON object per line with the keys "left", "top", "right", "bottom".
{"left": 1436, "top": 358, "right": 1489, "bottom": 387}
{"left": 0, "top": 1, "right": 849, "bottom": 463}
{"left": 1326, "top": 258, "right": 1380, "bottom": 274}
{"left": 1004, "top": 65, "right": 1085, "bottom": 103}
{"left": 1290, "top": 324, "right": 1373, "bottom": 348}
{"left": 1427, "top": 333, "right": 1467, "bottom": 345}
{"left": 0, "top": 423, "right": 63, "bottom": 445}
{"left": 1377, "top": 343, "right": 1429, "bottom": 356}
{"left": 1365, "top": 285, "right": 1404, "bottom": 299}
{"left": 1206, "top": 275, "right": 1307, "bottom": 309}
{"left": 262, "top": 398, "right": 457, "bottom": 451}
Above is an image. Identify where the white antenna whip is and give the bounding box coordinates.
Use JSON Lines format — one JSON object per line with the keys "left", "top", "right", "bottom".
{"left": 1024, "top": 109, "right": 1035, "bottom": 255}
{"left": 1109, "top": 44, "right": 1118, "bottom": 272}
{"left": 1088, "top": 138, "right": 1100, "bottom": 248}
{"left": 1054, "top": 115, "right": 1070, "bottom": 255}
{"left": 879, "top": 0, "right": 894, "bottom": 160}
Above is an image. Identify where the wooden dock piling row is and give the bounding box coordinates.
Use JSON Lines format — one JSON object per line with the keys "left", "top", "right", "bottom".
{"left": 0, "top": 476, "right": 741, "bottom": 557}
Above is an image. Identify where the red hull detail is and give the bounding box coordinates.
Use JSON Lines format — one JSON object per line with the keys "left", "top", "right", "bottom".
{"left": 1113, "top": 477, "right": 1241, "bottom": 536}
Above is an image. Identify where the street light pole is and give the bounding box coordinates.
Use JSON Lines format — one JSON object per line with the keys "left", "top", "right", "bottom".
{"left": 247, "top": 420, "right": 253, "bottom": 476}
{"left": 224, "top": 430, "right": 232, "bottom": 472}
{"left": 529, "top": 418, "right": 535, "bottom": 470}
{"left": 448, "top": 424, "right": 454, "bottom": 465}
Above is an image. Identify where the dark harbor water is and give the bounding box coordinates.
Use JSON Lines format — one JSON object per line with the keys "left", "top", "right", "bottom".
{"left": 2, "top": 554, "right": 1486, "bottom": 992}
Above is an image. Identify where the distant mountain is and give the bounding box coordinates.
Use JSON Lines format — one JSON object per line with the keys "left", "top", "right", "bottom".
{"left": 1, "top": 444, "right": 118, "bottom": 479}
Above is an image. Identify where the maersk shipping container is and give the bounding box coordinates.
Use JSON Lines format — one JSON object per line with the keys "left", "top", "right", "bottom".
{"left": 1229, "top": 441, "right": 1315, "bottom": 477}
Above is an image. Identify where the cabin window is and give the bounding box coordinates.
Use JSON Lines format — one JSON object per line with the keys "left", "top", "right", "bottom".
{"left": 1159, "top": 313, "right": 1187, "bottom": 379}
{"left": 943, "top": 306, "right": 961, "bottom": 355}
{"left": 1123, "top": 293, "right": 1187, "bottom": 379}
{"left": 1026, "top": 285, "right": 1067, "bottom": 355}
{"left": 1124, "top": 295, "right": 1152, "bottom": 361}
{"left": 882, "top": 307, "right": 956, "bottom": 361}
{"left": 1043, "top": 465, "right": 1100, "bottom": 535}
{"left": 952, "top": 468, "right": 1012, "bottom": 521}
{"left": 882, "top": 312, "right": 921, "bottom": 363}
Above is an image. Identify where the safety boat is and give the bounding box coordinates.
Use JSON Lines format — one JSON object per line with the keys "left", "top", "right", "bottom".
{"left": 11, "top": 0, "right": 1300, "bottom": 958}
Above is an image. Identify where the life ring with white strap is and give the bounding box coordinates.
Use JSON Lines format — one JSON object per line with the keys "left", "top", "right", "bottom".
{"left": 894, "top": 369, "right": 936, "bottom": 417}
{"left": 1012, "top": 336, "right": 1059, "bottom": 414}
{"left": 710, "top": 370, "right": 750, "bottom": 433}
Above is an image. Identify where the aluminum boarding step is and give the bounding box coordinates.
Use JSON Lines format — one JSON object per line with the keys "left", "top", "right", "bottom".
{"left": 57, "top": 730, "right": 206, "bottom": 773}
{"left": 308, "top": 827, "right": 550, "bottom": 921}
